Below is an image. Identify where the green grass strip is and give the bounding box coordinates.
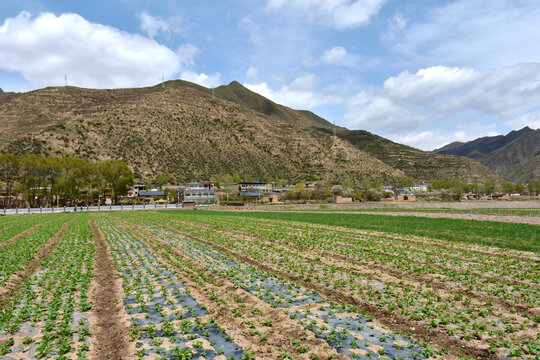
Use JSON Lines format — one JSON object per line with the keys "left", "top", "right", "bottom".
{"left": 192, "top": 210, "right": 540, "bottom": 253}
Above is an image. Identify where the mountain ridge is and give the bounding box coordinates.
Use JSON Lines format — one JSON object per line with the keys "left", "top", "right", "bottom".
{"left": 434, "top": 126, "right": 534, "bottom": 158}
{"left": 433, "top": 126, "right": 538, "bottom": 181}
{"left": 0, "top": 81, "right": 495, "bottom": 184}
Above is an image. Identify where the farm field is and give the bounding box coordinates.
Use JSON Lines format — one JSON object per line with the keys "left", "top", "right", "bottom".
{"left": 273, "top": 208, "right": 540, "bottom": 217}
{"left": 0, "top": 210, "right": 538, "bottom": 359}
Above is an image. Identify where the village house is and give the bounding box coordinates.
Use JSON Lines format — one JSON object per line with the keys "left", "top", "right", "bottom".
{"left": 183, "top": 182, "right": 218, "bottom": 204}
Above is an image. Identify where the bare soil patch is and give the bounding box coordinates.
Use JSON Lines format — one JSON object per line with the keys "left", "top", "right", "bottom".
{"left": 88, "top": 216, "right": 134, "bottom": 360}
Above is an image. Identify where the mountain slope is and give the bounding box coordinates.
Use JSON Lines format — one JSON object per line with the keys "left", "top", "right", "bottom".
{"left": 434, "top": 127, "right": 534, "bottom": 159}
{"left": 481, "top": 130, "right": 540, "bottom": 182}
{"left": 174, "top": 81, "right": 494, "bottom": 182}
{"left": 0, "top": 81, "right": 496, "bottom": 183}
{"left": 336, "top": 130, "right": 495, "bottom": 182}
{"left": 0, "top": 85, "right": 403, "bottom": 184}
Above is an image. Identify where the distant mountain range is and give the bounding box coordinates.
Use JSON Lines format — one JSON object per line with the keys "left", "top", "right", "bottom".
{"left": 434, "top": 127, "right": 539, "bottom": 182}
{"left": 0, "top": 80, "right": 495, "bottom": 184}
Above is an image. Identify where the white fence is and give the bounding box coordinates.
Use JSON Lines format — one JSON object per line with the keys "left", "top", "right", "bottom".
{"left": 2, "top": 203, "right": 188, "bottom": 216}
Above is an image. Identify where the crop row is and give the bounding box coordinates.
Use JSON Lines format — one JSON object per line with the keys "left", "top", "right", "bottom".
{"left": 0, "top": 214, "right": 75, "bottom": 287}
{"left": 113, "top": 213, "right": 433, "bottom": 360}
{"left": 0, "top": 214, "right": 61, "bottom": 245}
{"left": 172, "top": 214, "right": 539, "bottom": 306}
{"left": 0, "top": 214, "right": 94, "bottom": 359}
{"left": 95, "top": 216, "right": 246, "bottom": 359}
{"left": 126, "top": 212, "right": 539, "bottom": 359}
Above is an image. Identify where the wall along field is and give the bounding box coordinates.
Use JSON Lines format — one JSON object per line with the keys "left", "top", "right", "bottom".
{"left": 0, "top": 210, "right": 538, "bottom": 359}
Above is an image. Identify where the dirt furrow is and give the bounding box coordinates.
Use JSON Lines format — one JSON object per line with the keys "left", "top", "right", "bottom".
{"left": 114, "top": 217, "right": 344, "bottom": 360}
{"left": 0, "top": 214, "right": 75, "bottom": 311}
{"left": 88, "top": 216, "right": 134, "bottom": 360}
{"left": 158, "top": 223, "right": 497, "bottom": 360}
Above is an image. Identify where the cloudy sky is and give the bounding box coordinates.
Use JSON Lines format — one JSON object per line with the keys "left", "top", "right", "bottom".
{"left": 1, "top": 0, "right": 539, "bottom": 150}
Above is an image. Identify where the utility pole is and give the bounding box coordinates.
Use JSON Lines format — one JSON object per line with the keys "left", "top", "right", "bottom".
{"left": 212, "top": 87, "right": 215, "bottom": 100}
{"left": 65, "top": 74, "right": 68, "bottom": 86}
{"left": 162, "top": 74, "right": 165, "bottom": 88}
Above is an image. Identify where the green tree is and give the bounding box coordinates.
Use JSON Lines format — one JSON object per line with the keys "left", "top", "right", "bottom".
{"left": 155, "top": 173, "right": 170, "bottom": 187}
{"left": 397, "top": 177, "right": 414, "bottom": 188}
{"left": 500, "top": 181, "right": 514, "bottom": 195}
{"left": 528, "top": 181, "right": 540, "bottom": 196}
{"left": 0, "top": 154, "right": 19, "bottom": 208}
{"left": 514, "top": 183, "right": 525, "bottom": 194}
{"left": 97, "top": 160, "right": 133, "bottom": 204}
{"left": 483, "top": 180, "right": 496, "bottom": 195}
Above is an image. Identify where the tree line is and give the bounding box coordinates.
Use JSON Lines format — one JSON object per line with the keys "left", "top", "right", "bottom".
{"left": 0, "top": 154, "right": 133, "bottom": 208}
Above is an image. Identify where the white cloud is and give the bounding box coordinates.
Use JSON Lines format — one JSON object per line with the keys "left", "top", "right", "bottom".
{"left": 246, "top": 67, "right": 258, "bottom": 82}
{"left": 382, "top": 13, "right": 407, "bottom": 41}
{"left": 265, "top": 0, "right": 387, "bottom": 30}
{"left": 180, "top": 71, "right": 221, "bottom": 88}
{"left": 391, "top": 0, "right": 540, "bottom": 69}
{"left": 505, "top": 112, "right": 540, "bottom": 131}
{"left": 139, "top": 12, "right": 183, "bottom": 39}
{"left": 389, "top": 123, "right": 499, "bottom": 151}
{"left": 441, "top": 63, "right": 540, "bottom": 116}
{"left": 321, "top": 46, "right": 347, "bottom": 65}
{"left": 240, "top": 16, "right": 264, "bottom": 47}
{"left": 244, "top": 74, "right": 342, "bottom": 110}
{"left": 344, "top": 91, "right": 426, "bottom": 133}
{"left": 304, "top": 46, "right": 359, "bottom": 67}
{"left": 344, "top": 62, "right": 540, "bottom": 150}
{"left": 383, "top": 66, "right": 481, "bottom": 103}
{"left": 0, "top": 11, "right": 198, "bottom": 89}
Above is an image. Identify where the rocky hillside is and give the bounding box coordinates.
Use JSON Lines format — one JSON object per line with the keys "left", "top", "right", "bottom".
{"left": 434, "top": 127, "right": 534, "bottom": 159}
{"left": 0, "top": 81, "right": 495, "bottom": 183}
{"left": 482, "top": 130, "right": 540, "bottom": 182}
{"left": 434, "top": 127, "right": 539, "bottom": 181}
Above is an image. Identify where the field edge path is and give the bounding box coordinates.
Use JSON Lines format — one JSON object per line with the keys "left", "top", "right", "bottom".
{"left": 88, "top": 216, "right": 134, "bottom": 360}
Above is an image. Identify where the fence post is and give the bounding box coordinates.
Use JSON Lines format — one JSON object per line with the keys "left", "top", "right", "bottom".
{"left": 64, "top": 206, "right": 66, "bottom": 213}
{"left": 28, "top": 207, "right": 30, "bottom": 214}
{"left": 40, "top": 207, "right": 42, "bottom": 213}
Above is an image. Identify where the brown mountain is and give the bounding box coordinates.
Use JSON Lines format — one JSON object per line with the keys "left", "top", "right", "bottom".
{"left": 434, "top": 127, "right": 539, "bottom": 181}
{"left": 434, "top": 126, "right": 534, "bottom": 159}
{"left": 0, "top": 81, "right": 495, "bottom": 184}
{"left": 481, "top": 129, "right": 540, "bottom": 182}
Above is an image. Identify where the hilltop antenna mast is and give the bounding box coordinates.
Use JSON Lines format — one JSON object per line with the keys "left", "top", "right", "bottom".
{"left": 161, "top": 74, "right": 165, "bottom": 88}
{"left": 211, "top": 87, "right": 215, "bottom": 100}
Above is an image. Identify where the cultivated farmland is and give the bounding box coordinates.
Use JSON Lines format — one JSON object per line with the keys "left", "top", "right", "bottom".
{"left": 0, "top": 210, "right": 538, "bottom": 359}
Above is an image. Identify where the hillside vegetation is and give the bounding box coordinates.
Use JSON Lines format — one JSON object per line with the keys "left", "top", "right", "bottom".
{"left": 0, "top": 81, "right": 495, "bottom": 183}
{"left": 434, "top": 126, "right": 539, "bottom": 182}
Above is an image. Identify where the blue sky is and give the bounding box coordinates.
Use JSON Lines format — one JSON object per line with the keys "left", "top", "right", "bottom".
{"left": 1, "top": 0, "right": 540, "bottom": 150}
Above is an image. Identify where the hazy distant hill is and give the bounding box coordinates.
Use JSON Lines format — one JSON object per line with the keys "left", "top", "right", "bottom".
{"left": 434, "top": 127, "right": 538, "bottom": 181}
{"left": 481, "top": 130, "right": 540, "bottom": 182}
{"left": 434, "top": 127, "right": 534, "bottom": 159}
{"left": 0, "top": 81, "right": 495, "bottom": 183}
